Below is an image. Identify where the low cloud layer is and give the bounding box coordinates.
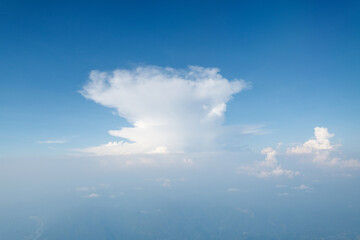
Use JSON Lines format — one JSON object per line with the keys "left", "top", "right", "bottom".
{"left": 79, "top": 66, "right": 249, "bottom": 155}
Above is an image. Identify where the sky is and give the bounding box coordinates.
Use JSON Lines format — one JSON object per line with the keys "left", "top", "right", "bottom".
{"left": 0, "top": 0, "right": 360, "bottom": 239}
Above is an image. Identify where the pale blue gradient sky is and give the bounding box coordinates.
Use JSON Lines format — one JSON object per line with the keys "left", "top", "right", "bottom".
{"left": 0, "top": 0, "right": 359, "bottom": 157}
{"left": 0, "top": 1, "right": 359, "bottom": 239}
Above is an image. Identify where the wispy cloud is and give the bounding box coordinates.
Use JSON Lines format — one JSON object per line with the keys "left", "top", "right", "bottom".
{"left": 84, "top": 193, "right": 100, "bottom": 198}
{"left": 37, "top": 140, "right": 66, "bottom": 144}
{"left": 293, "top": 184, "right": 312, "bottom": 190}
{"left": 227, "top": 188, "right": 239, "bottom": 192}
{"left": 278, "top": 192, "right": 291, "bottom": 197}
{"left": 79, "top": 65, "right": 250, "bottom": 155}
{"left": 156, "top": 178, "right": 171, "bottom": 187}
{"left": 183, "top": 158, "right": 194, "bottom": 166}
{"left": 238, "top": 124, "right": 271, "bottom": 135}
{"left": 76, "top": 187, "right": 94, "bottom": 192}
{"left": 26, "top": 216, "right": 45, "bottom": 240}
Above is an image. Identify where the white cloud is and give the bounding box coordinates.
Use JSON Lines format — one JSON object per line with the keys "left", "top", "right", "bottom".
{"left": 156, "top": 178, "right": 171, "bottom": 187}
{"left": 79, "top": 65, "right": 249, "bottom": 155}
{"left": 287, "top": 127, "right": 334, "bottom": 154}
{"left": 238, "top": 147, "right": 299, "bottom": 178}
{"left": 147, "top": 146, "right": 168, "bottom": 154}
{"left": 287, "top": 127, "right": 360, "bottom": 169}
{"left": 238, "top": 124, "right": 271, "bottom": 135}
{"left": 84, "top": 193, "right": 100, "bottom": 198}
{"left": 76, "top": 185, "right": 105, "bottom": 192}
{"left": 256, "top": 166, "right": 300, "bottom": 178}
{"left": 26, "top": 216, "right": 44, "bottom": 240}
{"left": 293, "top": 184, "right": 311, "bottom": 190}
{"left": 227, "top": 188, "right": 239, "bottom": 192}
{"left": 327, "top": 158, "right": 360, "bottom": 168}
{"left": 37, "top": 140, "right": 66, "bottom": 144}
{"left": 278, "top": 192, "right": 290, "bottom": 197}
{"left": 183, "top": 158, "right": 194, "bottom": 166}
{"left": 76, "top": 187, "right": 92, "bottom": 191}
{"left": 260, "top": 147, "right": 278, "bottom": 168}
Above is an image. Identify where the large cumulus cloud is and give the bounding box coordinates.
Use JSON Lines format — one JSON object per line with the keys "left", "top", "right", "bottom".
{"left": 79, "top": 65, "right": 249, "bottom": 155}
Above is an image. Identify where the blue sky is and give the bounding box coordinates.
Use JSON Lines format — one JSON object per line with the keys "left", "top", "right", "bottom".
{"left": 1, "top": 1, "right": 360, "bottom": 239}
{"left": 1, "top": 0, "right": 359, "bottom": 156}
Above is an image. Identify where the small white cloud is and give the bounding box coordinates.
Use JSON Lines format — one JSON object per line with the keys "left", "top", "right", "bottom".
{"left": 260, "top": 147, "right": 278, "bottom": 168}
{"left": 293, "top": 184, "right": 311, "bottom": 190}
{"left": 278, "top": 192, "right": 290, "bottom": 197}
{"left": 183, "top": 158, "right": 194, "bottom": 166}
{"left": 227, "top": 188, "right": 239, "bottom": 192}
{"left": 110, "top": 157, "right": 156, "bottom": 168}
{"left": 79, "top": 65, "right": 249, "bottom": 155}
{"left": 287, "top": 127, "right": 334, "bottom": 154}
{"left": 147, "top": 146, "right": 168, "bottom": 154}
{"left": 84, "top": 193, "right": 100, "bottom": 198}
{"left": 37, "top": 140, "right": 66, "bottom": 144}
{"left": 287, "top": 127, "right": 360, "bottom": 169}
{"left": 156, "top": 178, "right": 171, "bottom": 187}
{"left": 76, "top": 187, "right": 91, "bottom": 192}
{"left": 238, "top": 147, "right": 299, "bottom": 178}
{"left": 257, "top": 166, "right": 300, "bottom": 178}
{"left": 139, "top": 158, "right": 155, "bottom": 164}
